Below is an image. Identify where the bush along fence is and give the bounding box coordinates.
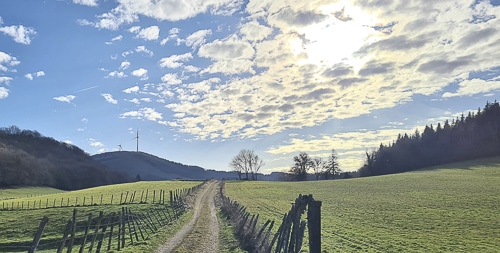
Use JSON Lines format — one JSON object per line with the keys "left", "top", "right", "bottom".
{"left": 25, "top": 183, "right": 205, "bottom": 253}
{"left": 218, "top": 182, "right": 322, "bottom": 253}
{"left": 0, "top": 183, "right": 204, "bottom": 211}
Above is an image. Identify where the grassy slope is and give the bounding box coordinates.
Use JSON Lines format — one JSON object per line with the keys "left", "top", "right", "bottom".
{"left": 0, "top": 187, "right": 66, "bottom": 200}
{"left": 224, "top": 157, "right": 500, "bottom": 253}
{"left": 0, "top": 181, "right": 200, "bottom": 252}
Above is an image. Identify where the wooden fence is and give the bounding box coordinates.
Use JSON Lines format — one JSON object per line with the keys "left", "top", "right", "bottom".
{"left": 23, "top": 183, "right": 205, "bottom": 253}
{"left": 1, "top": 184, "right": 202, "bottom": 211}
{"left": 29, "top": 204, "right": 185, "bottom": 253}
{"left": 218, "top": 181, "right": 322, "bottom": 253}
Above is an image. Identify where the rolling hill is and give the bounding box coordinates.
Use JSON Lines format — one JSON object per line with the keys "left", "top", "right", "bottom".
{"left": 92, "top": 151, "right": 283, "bottom": 181}
{"left": 0, "top": 126, "right": 129, "bottom": 190}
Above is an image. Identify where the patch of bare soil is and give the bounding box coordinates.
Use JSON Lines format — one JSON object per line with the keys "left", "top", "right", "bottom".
{"left": 155, "top": 181, "right": 219, "bottom": 253}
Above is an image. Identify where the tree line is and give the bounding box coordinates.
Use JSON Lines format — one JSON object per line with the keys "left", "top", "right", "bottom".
{"left": 288, "top": 150, "right": 342, "bottom": 181}
{"left": 359, "top": 101, "right": 500, "bottom": 177}
{"left": 0, "top": 126, "right": 129, "bottom": 190}
{"left": 230, "top": 148, "right": 345, "bottom": 181}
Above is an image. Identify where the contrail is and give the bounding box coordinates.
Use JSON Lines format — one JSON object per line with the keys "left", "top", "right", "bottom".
{"left": 74, "top": 85, "right": 98, "bottom": 94}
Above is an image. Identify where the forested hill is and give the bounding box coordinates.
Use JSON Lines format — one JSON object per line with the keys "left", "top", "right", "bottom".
{"left": 0, "top": 126, "right": 129, "bottom": 190}
{"left": 359, "top": 101, "right": 500, "bottom": 177}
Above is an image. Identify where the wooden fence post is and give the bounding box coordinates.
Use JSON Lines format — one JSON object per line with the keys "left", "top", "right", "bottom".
{"left": 29, "top": 216, "right": 49, "bottom": 253}
{"left": 67, "top": 209, "right": 78, "bottom": 253}
{"left": 307, "top": 200, "right": 322, "bottom": 253}
{"left": 78, "top": 213, "right": 93, "bottom": 253}
{"left": 57, "top": 220, "right": 72, "bottom": 253}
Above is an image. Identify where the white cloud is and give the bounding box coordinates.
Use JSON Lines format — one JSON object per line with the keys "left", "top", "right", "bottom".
{"left": 123, "top": 86, "right": 140, "bottom": 93}
{"left": 161, "top": 73, "right": 182, "bottom": 85}
{"left": 78, "top": 7, "right": 138, "bottom": 30}
{"left": 112, "top": 35, "right": 123, "bottom": 41}
{"left": 0, "top": 51, "right": 20, "bottom": 72}
{"left": 0, "top": 87, "right": 8, "bottom": 99}
{"left": 129, "top": 25, "right": 160, "bottom": 41}
{"left": 128, "top": 26, "right": 141, "bottom": 33}
{"left": 0, "top": 76, "right": 13, "bottom": 84}
{"left": 131, "top": 68, "right": 148, "bottom": 80}
{"left": 120, "top": 107, "right": 162, "bottom": 121}
{"left": 185, "top": 29, "right": 212, "bottom": 48}
{"left": 89, "top": 138, "right": 104, "bottom": 147}
{"left": 198, "top": 38, "right": 255, "bottom": 60}
{"left": 25, "top": 71, "right": 45, "bottom": 80}
{"left": 101, "top": 93, "right": 118, "bottom": 104}
{"left": 137, "top": 26, "right": 160, "bottom": 40}
{"left": 159, "top": 0, "right": 500, "bottom": 142}
{"left": 266, "top": 128, "right": 410, "bottom": 171}
{"left": 184, "top": 65, "right": 200, "bottom": 72}
{"left": 129, "top": 98, "right": 140, "bottom": 104}
{"left": 119, "top": 61, "right": 130, "bottom": 70}
{"left": 105, "top": 35, "right": 123, "bottom": 44}
{"left": 73, "top": 0, "right": 98, "bottom": 6}
{"left": 159, "top": 53, "right": 193, "bottom": 68}
{"left": 201, "top": 59, "right": 254, "bottom": 75}
{"left": 53, "top": 95, "right": 76, "bottom": 103}
{"left": 240, "top": 21, "right": 273, "bottom": 42}
{"left": 104, "top": 0, "right": 244, "bottom": 23}
{"left": 106, "top": 71, "right": 127, "bottom": 78}
{"left": 443, "top": 78, "right": 500, "bottom": 98}
{"left": 0, "top": 24, "right": 36, "bottom": 44}
{"left": 161, "top": 27, "right": 181, "bottom": 45}
{"left": 135, "top": 45, "right": 153, "bottom": 56}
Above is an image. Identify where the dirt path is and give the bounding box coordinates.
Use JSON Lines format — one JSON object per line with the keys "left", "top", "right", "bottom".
{"left": 155, "top": 181, "right": 219, "bottom": 253}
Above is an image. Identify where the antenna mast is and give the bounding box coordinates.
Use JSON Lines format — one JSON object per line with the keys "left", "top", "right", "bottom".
{"left": 135, "top": 130, "right": 139, "bottom": 152}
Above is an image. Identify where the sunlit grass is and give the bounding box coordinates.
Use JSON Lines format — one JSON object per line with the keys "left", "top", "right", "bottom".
{"left": 0, "top": 181, "right": 201, "bottom": 252}
{"left": 224, "top": 157, "right": 500, "bottom": 252}
{"left": 0, "top": 187, "right": 65, "bottom": 200}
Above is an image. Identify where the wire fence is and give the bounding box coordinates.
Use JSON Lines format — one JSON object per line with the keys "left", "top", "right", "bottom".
{"left": 0, "top": 185, "right": 202, "bottom": 211}
{"left": 0, "top": 182, "right": 205, "bottom": 253}
{"left": 218, "top": 181, "right": 322, "bottom": 253}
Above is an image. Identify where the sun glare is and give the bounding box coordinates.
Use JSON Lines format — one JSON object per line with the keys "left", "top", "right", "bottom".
{"left": 290, "top": 2, "right": 382, "bottom": 72}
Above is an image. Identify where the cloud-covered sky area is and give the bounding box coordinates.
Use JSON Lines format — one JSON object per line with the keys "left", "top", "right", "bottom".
{"left": 1, "top": 0, "right": 500, "bottom": 173}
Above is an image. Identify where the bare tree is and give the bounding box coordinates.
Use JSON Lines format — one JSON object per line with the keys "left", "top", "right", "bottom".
{"left": 289, "top": 152, "right": 313, "bottom": 181}
{"left": 229, "top": 149, "right": 264, "bottom": 180}
{"left": 311, "top": 157, "right": 327, "bottom": 180}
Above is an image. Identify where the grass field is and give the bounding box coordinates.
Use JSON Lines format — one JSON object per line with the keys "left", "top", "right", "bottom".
{"left": 0, "top": 187, "right": 65, "bottom": 200}
{"left": 0, "top": 180, "right": 200, "bottom": 252}
{"left": 224, "top": 157, "right": 500, "bottom": 252}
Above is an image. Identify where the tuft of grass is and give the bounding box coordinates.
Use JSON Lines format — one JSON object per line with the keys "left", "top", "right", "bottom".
{"left": 225, "top": 157, "right": 500, "bottom": 252}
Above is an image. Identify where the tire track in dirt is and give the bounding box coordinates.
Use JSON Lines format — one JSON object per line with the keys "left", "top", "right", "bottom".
{"left": 155, "top": 181, "right": 219, "bottom": 253}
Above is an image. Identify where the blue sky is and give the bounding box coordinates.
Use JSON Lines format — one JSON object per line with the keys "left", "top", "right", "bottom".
{"left": 1, "top": 0, "right": 500, "bottom": 173}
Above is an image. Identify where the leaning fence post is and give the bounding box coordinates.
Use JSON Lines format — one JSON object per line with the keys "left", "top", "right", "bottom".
{"left": 67, "top": 209, "right": 78, "bottom": 253}
{"left": 307, "top": 200, "right": 322, "bottom": 253}
{"left": 29, "top": 216, "right": 49, "bottom": 253}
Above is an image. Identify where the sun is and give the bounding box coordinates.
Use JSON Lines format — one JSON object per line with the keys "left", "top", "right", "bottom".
{"left": 290, "top": 2, "right": 383, "bottom": 71}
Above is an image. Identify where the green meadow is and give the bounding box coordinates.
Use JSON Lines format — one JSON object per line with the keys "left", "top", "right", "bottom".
{"left": 224, "top": 157, "right": 500, "bottom": 252}
{"left": 0, "top": 181, "right": 200, "bottom": 252}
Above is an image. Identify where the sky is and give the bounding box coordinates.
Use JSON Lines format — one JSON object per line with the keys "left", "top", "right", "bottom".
{"left": 1, "top": 0, "right": 500, "bottom": 173}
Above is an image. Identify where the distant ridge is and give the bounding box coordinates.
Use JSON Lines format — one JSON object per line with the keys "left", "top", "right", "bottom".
{"left": 93, "top": 151, "right": 232, "bottom": 180}
{"left": 92, "top": 151, "right": 283, "bottom": 181}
